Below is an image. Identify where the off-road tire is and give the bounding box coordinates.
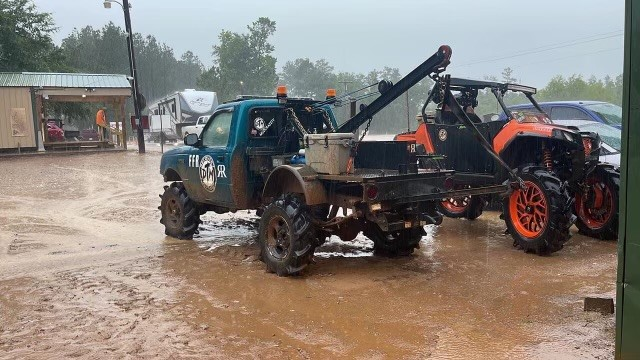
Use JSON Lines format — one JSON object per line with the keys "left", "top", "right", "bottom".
{"left": 258, "top": 194, "right": 316, "bottom": 276}
{"left": 464, "top": 196, "right": 485, "bottom": 220}
{"left": 438, "top": 195, "right": 485, "bottom": 221}
{"left": 503, "top": 167, "right": 573, "bottom": 255}
{"left": 438, "top": 196, "right": 472, "bottom": 219}
{"left": 575, "top": 166, "right": 619, "bottom": 240}
{"left": 363, "top": 225, "right": 425, "bottom": 257}
{"left": 159, "top": 182, "right": 200, "bottom": 239}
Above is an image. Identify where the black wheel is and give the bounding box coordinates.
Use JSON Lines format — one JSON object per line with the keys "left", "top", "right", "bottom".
{"left": 503, "top": 167, "right": 573, "bottom": 255}
{"left": 258, "top": 194, "right": 316, "bottom": 276}
{"left": 159, "top": 182, "right": 200, "bottom": 239}
{"left": 574, "top": 165, "right": 619, "bottom": 240}
{"left": 363, "top": 224, "right": 425, "bottom": 256}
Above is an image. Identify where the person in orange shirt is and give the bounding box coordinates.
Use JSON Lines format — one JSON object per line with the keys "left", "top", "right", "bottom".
{"left": 96, "top": 107, "right": 108, "bottom": 141}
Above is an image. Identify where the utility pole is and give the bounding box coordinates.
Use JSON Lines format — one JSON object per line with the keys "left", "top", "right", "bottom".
{"left": 122, "top": 0, "right": 145, "bottom": 153}
{"left": 339, "top": 81, "right": 356, "bottom": 117}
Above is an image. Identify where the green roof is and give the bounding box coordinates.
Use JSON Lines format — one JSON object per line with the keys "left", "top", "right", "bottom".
{"left": 0, "top": 72, "right": 131, "bottom": 88}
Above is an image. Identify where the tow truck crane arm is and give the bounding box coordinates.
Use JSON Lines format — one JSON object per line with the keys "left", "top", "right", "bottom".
{"left": 336, "top": 45, "right": 452, "bottom": 133}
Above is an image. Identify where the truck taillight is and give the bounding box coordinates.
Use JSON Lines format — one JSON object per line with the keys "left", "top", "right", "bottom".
{"left": 582, "top": 138, "right": 593, "bottom": 156}
{"left": 366, "top": 185, "right": 379, "bottom": 200}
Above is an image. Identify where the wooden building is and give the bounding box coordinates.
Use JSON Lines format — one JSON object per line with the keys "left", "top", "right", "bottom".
{"left": 0, "top": 72, "right": 132, "bottom": 151}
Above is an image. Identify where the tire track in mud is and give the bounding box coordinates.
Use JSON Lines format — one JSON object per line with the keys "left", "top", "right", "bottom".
{"left": 0, "top": 257, "right": 217, "bottom": 359}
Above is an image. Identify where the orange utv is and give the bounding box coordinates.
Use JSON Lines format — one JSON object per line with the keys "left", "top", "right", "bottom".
{"left": 396, "top": 76, "right": 618, "bottom": 254}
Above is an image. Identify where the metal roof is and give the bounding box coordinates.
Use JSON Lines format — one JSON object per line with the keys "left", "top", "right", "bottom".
{"left": 0, "top": 72, "right": 131, "bottom": 89}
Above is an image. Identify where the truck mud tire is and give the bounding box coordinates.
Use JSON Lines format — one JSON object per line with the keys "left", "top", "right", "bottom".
{"left": 258, "top": 194, "right": 316, "bottom": 277}
{"left": 438, "top": 195, "right": 485, "bottom": 220}
{"left": 574, "top": 166, "right": 619, "bottom": 240}
{"left": 503, "top": 168, "right": 573, "bottom": 255}
{"left": 159, "top": 182, "right": 201, "bottom": 240}
{"left": 363, "top": 225, "right": 425, "bottom": 257}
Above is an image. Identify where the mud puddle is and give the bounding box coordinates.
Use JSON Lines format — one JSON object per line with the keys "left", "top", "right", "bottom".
{"left": 0, "top": 152, "right": 617, "bottom": 359}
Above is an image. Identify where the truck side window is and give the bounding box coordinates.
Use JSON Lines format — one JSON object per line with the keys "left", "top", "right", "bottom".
{"left": 202, "top": 112, "right": 233, "bottom": 147}
{"left": 249, "top": 108, "right": 281, "bottom": 138}
{"left": 550, "top": 106, "right": 589, "bottom": 121}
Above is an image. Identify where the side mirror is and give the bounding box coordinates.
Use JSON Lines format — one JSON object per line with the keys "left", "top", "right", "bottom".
{"left": 184, "top": 133, "right": 199, "bottom": 146}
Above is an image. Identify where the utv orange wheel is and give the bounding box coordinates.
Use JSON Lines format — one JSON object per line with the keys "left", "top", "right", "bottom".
{"left": 574, "top": 166, "right": 619, "bottom": 240}
{"left": 509, "top": 181, "right": 549, "bottom": 239}
{"left": 503, "top": 168, "right": 571, "bottom": 255}
{"left": 575, "top": 176, "right": 614, "bottom": 230}
{"left": 441, "top": 196, "right": 470, "bottom": 214}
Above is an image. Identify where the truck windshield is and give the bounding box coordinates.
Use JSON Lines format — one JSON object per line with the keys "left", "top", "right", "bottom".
{"left": 202, "top": 112, "right": 233, "bottom": 147}
{"left": 583, "top": 103, "right": 622, "bottom": 126}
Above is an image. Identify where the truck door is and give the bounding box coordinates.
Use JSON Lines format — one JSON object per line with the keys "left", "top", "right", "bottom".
{"left": 186, "top": 108, "right": 236, "bottom": 207}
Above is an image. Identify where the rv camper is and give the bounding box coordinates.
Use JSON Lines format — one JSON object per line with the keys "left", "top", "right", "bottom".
{"left": 147, "top": 89, "right": 218, "bottom": 138}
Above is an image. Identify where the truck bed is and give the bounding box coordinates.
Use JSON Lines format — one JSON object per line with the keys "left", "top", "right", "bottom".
{"left": 317, "top": 168, "right": 508, "bottom": 204}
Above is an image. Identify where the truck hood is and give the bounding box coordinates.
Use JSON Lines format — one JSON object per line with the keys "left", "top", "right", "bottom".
{"left": 160, "top": 145, "right": 192, "bottom": 175}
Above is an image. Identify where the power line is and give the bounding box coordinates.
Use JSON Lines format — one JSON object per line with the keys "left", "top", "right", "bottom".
{"left": 495, "top": 29, "right": 622, "bottom": 55}
{"left": 455, "top": 30, "right": 623, "bottom": 67}
{"left": 511, "top": 46, "right": 623, "bottom": 70}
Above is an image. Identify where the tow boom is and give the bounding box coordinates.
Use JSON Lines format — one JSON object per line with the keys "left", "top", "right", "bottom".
{"left": 336, "top": 45, "right": 452, "bottom": 133}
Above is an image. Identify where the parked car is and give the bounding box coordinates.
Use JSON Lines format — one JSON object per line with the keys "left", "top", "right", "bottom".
{"left": 505, "top": 107, "right": 622, "bottom": 167}
{"left": 46, "top": 121, "right": 65, "bottom": 142}
{"left": 80, "top": 128, "right": 99, "bottom": 141}
{"left": 552, "top": 120, "right": 621, "bottom": 167}
{"left": 505, "top": 101, "right": 622, "bottom": 129}
{"left": 180, "top": 115, "right": 210, "bottom": 138}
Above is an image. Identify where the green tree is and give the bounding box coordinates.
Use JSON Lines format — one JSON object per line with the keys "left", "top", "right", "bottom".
{"left": 198, "top": 17, "right": 277, "bottom": 101}
{"left": 58, "top": 23, "right": 204, "bottom": 129}
{"left": 537, "top": 74, "right": 623, "bottom": 105}
{"left": 0, "top": 0, "right": 65, "bottom": 71}
{"left": 280, "top": 58, "right": 337, "bottom": 98}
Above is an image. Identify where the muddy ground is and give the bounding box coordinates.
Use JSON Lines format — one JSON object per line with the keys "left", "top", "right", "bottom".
{"left": 0, "top": 150, "right": 616, "bottom": 359}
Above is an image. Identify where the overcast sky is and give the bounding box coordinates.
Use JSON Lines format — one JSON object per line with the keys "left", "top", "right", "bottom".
{"left": 34, "top": 0, "right": 624, "bottom": 88}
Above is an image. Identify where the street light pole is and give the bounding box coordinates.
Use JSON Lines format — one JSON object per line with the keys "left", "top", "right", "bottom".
{"left": 105, "top": 0, "right": 145, "bottom": 153}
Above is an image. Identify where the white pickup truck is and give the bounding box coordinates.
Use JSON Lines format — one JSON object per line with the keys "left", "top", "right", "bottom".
{"left": 180, "top": 115, "right": 210, "bottom": 138}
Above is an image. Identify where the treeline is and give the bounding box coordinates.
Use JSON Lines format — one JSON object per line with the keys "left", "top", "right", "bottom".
{"left": 62, "top": 23, "right": 204, "bottom": 103}
{"left": 1, "top": 0, "right": 624, "bottom": 133}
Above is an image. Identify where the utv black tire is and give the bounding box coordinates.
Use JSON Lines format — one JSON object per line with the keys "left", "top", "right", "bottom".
{"left": 575, "top": 166, "right": 619, "bottom": 240}
{"left": 258, "top": 194, "right": 316, "bottom": 276}
{"left": 363, "top": 225, "right": 425, "bottom": 257}
{"left": 503, "top": 167, "right": 573, "bottom": 255}
{"left": 159, "top": 182, "right": 200, "bottom": 239}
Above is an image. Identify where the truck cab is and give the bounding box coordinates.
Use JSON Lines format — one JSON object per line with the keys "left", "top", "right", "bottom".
{"left": 160, "top": 96, "right": 338, "bottom": 213}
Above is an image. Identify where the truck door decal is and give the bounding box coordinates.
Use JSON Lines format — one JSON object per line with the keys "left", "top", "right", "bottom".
{"left": 188, "top": 154, "right": 200, "bottom": 167}
{"left": 217, "top": 164, "right": 227, "bottom": 178}
{"left": 199, "top": 155, "right": 217, "bottom": 192}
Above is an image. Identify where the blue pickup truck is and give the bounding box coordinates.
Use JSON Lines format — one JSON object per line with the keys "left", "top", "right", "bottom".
{"left": 158, "top": 45, "right": 507, "bottom": 276}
